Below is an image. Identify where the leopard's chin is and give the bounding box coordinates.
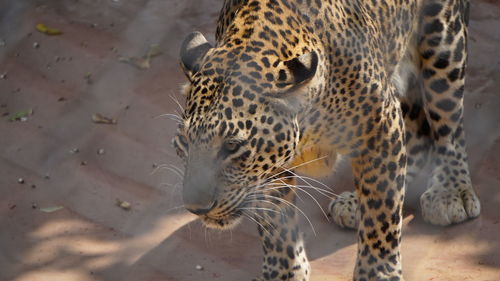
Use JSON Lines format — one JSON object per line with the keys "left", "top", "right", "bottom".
{"left": 200, "top": 210, "right": 244, "bottom": 230}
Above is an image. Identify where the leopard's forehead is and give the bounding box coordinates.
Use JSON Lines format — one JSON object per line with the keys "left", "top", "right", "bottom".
{"left": 182, "top": 49, "right": 289, "bottom": 143}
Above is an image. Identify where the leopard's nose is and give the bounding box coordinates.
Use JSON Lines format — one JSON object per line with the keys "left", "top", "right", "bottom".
{"left": 185, "top": 201, "right": 216, "bottom": 215}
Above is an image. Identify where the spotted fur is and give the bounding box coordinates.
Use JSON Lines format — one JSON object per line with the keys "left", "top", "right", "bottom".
{"left": 173, "top": 0, "right": 480, "bottom": 280}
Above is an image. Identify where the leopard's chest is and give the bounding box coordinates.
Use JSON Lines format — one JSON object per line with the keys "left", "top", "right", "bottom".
{"left": 288, "top": 130, "right": 338, "bottom": 178}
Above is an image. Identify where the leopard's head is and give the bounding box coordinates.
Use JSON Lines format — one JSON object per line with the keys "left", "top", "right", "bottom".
{"left": 173, "top": 32, "right": 319, "bottom": 229}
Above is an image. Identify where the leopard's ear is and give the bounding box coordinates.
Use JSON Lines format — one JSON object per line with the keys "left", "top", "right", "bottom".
{"left": 283, "top": 50, "right": 318, "bottom": 86}
{"left": 269, "top": 51, "right": 319, "bottom": 114}
{"left": 180, "top": 32, "right": 213, "bottom": 78}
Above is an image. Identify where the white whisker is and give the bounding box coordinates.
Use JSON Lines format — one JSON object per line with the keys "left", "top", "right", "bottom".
{"left": 242, "top": 211, "right": 271, "bottom": 235}
{"left": 204, "top": 224, "right": 208, "bottom": 245}
{"left": 247, "top": 193, "right": 317, "bottom": 236}
{"left": 151, "top": 164, "right": 184, "bottom": 179}
{"left": 243, "top": 198, "right": 285, "bottom": 214}
{"left": 238, "top": 207, "right": 280, "bottom": 214}
{"left": 168, "top": 164, "right": 185, "bottom": 176}
{"left": 154, "top": 113, "right": 183, "bottom": 123}
{"left": 165, "top": 205, "right": 185, "bottom": 214}
{"left": 268, "top": 179, "right": 330, "bottom": 222}
{"left": 264, "top": 182, "right": 337, "bottom": 197}
{"left": 262, "top": 155, "right": 329, "bottom": 180}
{"left": 246, "top": 210, "right": 278, "bottom": 231}
{"left": 169, "top": 92, "right": 185, "bottom": 113}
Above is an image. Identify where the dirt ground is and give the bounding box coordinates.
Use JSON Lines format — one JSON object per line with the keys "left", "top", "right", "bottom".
{"left": 0, "top": 1, "right": 499, "bottom": 281}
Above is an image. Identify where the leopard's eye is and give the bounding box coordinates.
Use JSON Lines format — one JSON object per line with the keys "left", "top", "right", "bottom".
{"left": 222, "top": 141, "right": 241, "bottom": 154}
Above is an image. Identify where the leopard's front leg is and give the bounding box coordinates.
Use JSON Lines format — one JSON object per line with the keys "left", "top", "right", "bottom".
{"left": 351, "top": 100, "right": 406, "bottom": 281}
{"left": 250, "top": 176, "right": 310, "bottom": 281}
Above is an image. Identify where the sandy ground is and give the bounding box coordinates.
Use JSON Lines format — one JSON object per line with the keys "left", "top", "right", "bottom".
{"left": 0, "top": 1, "right": 499, "bottom": 280}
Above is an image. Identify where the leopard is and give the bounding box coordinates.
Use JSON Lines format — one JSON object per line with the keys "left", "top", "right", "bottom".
{"left": 172, "top": 0, "right": 481, "bottom": 280}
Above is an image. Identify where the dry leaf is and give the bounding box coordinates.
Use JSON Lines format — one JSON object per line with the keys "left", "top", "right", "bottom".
{"left": 40, "top": 206, "right": 64, "bottom": 213}
{"left": 119, "top": 44, "right": 162, "bottom": 70}
{"left": 119, "top": 56, "right": 150, "bottom": 69}
{"left": 146, "top": 44, "right": 162, "bottom": 58}
{"left": 36, "top": 23, "right": 63, "bottom": 35}
{"left": 92, "top": 113, "right": 117, "bottom": 124}
{"left": 9, "top": 109, "right": 33, "bottom": 121}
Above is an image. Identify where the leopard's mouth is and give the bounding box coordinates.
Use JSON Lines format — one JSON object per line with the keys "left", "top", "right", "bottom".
{"left": 196, "top": 185, "right": 264, "bottom": 230}
{"left": 198, "top": 192, "right": 251, "bottom": 229}
{"left": 200, "top": 209, "right": 244, "bottom": 229}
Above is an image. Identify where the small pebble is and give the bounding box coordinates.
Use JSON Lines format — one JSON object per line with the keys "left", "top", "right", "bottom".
{"left": 70, "top": 148, "right": 80, "bottom": 154}
{"left": 31, "top": 202, "right": 38, "bottom": 209}
{"left": 97, "top": 148, "right": 105, "bottom": 155}
{"left": 44, "top": 174, "right": 50, "bottom": 179}
{"left": 33, "top": 42, "right": 40, "bottom": 48}
{"left": 31, "top": 184, "right": 36, "bottom": 189}
{"left": 0, "top": 73, "right": 7, "bottom": 79}
{"left": 81, "top": 161, "right": 87, "bottom": 166}
{"left": 152, "top": 163, "right": 158, "bottom": 168}
{"left": 195, "top": 265, "right": 203, "bottom": 271}
{"left": 18, "top": 178, "right": 25, "bottom": 184}
{"left": 119, "top": 201, "right": 131, "bottom": 210}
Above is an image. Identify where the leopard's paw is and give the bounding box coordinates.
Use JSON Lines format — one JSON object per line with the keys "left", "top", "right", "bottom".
{"left": 420, "top": 186, "right": 480, "bottom": 226}
{"left": 328, "top": 191, "right": 358, "bottom": 229}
